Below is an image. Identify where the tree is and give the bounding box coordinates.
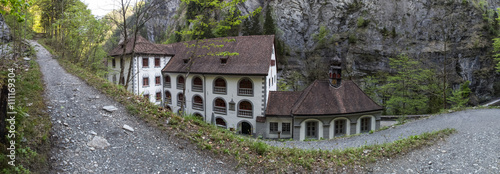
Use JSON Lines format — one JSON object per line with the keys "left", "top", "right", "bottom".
{"left": 106, "top": 0, "right": 163, "bottom": 89}
{"left": 176, "top": 0, "right": 261, "bottom": 114}
{"left": 448, "top": 81, "right": 471, "bottom": 108}
{"left": 382, "top": 54, "right": 434, "bottom": 115}
{"left": 262, "top": 4, "right": 275, "bottom": 35}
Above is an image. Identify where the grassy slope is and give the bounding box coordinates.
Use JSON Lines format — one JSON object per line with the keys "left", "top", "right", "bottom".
{"left": 0, "top": 44, "right": 51, "bottom": 173}
{"left": 38, "top": 39, "right": 458, "bottom": 172}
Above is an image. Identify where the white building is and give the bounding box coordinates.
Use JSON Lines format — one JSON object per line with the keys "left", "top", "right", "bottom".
{"left": 108, "top": 36, "right": 174, "bottom": 105}
{"left": 108, "top": 35, "right": 383, "bottom": 141}
{"left": 162, "top": 35, "right": 277, "bottom": 135}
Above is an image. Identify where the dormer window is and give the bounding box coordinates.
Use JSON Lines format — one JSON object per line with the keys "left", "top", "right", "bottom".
{"left": 183, "top": 59, "right": 189, "bottom": 64}
{"left": 220, "top": 58, "right": 227, "bottom": 65}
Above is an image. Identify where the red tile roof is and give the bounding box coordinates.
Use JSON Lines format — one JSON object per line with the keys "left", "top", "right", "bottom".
{"left": 162, "top": 35, "right": 275, "bottom": 75}
{"left": 266, "top": 80, "right": 383, "bottom": 116}
{"left": 108, "top": 35, "right": 175, "bottom": 56}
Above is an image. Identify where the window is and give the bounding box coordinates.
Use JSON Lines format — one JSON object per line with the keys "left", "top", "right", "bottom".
{"left": 269, "top": 122, "right": 278, "bottom": 133}
{"left": 220, "top": 58, "right": 227, "bottom": 65}
{"left": 165, "top": 91, "right": 172, "bottom": 104}
{"left": 142, "top": 58, "right": 149, "bottom": 68}
{"left": 213, "top": 78, "right": 226, "bottom": 94}
{"left": 238, "top": 101, "right": 252, "bottom": 118}
{"left": 183, "top": 59, "right": 189, "bottom": 64}
{"left": 154, "top": 57, "right": 160, "bottom": 67}
{"left": 213, "top": 98, "right": 226, "bottom": 115}
{"left": 282, "top": 123, "right": 291, "bottom": 134}
{"left": 144, "top": 94, "right": 150, "bottom": 100}
{"left": 306, "top": 121, "right": 317, "bottom": 139}
{"left": 360, "top": 117, "right": 371, "bottom": 133}
{"left": 143, "top": 77, "right": 149, "bottom": 87}
{"left": 193, "top": 95, "right": 203, "bottom": 111}
{"left": 192, "top": 76, "right": 203, "bottom": 92}
{"left": 334, "top": 119, "right": 346, "bottom": 136}
{"left": 112, "top": 74, "right": 117, "bottom": 84}
{"left": 238, "top": 78, "right": 253, "bottom": 96}
{"left": 177, "top": 76, "right": 185, "bottom": 89}
{"left": 177, "top": 93, "right": 184, "bottom": 107}
{"left": 216, "top": 118, "right": 226, "bottom": 128}
{"left": 112, "top": 59, "right": 116, "bottom": 68}
{"left": 164, "top": 75, "right": 171, "bottom": 88}
{"left": 155, "top": 76, "right": 161, "bottom": 86}
{"left": 156, "top": 92, "right": 161, "bottom": 101}
{"left": 271, "top": 60, "right": 276, "bottom": 66}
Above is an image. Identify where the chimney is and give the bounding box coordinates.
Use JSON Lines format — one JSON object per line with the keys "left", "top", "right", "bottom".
{"left": 328, "top": 55, "right": 342, "bottom": 88}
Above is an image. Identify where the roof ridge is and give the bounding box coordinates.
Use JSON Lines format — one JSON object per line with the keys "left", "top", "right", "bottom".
{"left": 347, "top": 80, "right": 384, "bottom": 109}
{"left": 290, "top": 80, "right": 319, "bottom": 114}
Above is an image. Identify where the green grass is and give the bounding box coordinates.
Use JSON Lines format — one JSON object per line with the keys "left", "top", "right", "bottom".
{"left": 38, "top": 40, "right": 460, "bottom": 172}
{"left": 0, "top": 44, "right": 51, "bottom": 173}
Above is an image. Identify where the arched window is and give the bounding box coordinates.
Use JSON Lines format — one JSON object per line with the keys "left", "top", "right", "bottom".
{"left": 237, "top": 101, "right": 252, "bottom": 118}
{"left": 213, "top": 98, "right": 226, "bottom": 115}
{"left": 177, "top": 93, "right": 184, "bottom": 107}
{"left": 194, "top": 113, "right": 203, "bottom": 119}
{"left": 360, "top": 117, "right": 371, "bottom": 133}
{"left": 165, "top": 106, "right": 172, "bottom": 111}
{"left": 213, "top": 77, "right": 226, "bottom": 94}
{"left": 177, "top": 76, "right": 185, "bottom": 89}
{"left": 192, "top": 76, "right": 203, "bottom": 92}
{"left": 238, "top": 78, "right": 253, "bottom": 96}
{"left": 216, "top": 118, "right": 227, "bottom": 128}
{"left": 164, "top": 75, "right": 171, "bottom": 88}
{"left": 165, "top": 91, "right": 172, "bottom": 104}
{"left": 192, "top": 95, "right": 203, "bottom": 111}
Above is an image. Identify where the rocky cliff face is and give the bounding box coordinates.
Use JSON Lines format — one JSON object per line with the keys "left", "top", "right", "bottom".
{"left": 145, "top": 0, "right": 500, "bottom": 103}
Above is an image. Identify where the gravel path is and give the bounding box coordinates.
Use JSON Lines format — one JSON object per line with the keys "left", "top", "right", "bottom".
{"left": 30, "top": 40, "right": 241, "bottom": 174}
{"left": 266, "top": 109, "right": 500, "bottom": 173}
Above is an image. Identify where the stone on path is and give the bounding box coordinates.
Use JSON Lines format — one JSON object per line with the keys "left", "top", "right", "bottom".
{"left": 87, "top": 136, "right": 110, "bottom": 149}
{"left": 23, "top": 57, "right": 31, "bottom": 61}
{"left": 123, "top": 124, "right": 135, "bottom": 132}
{"left": 103, "top": 106, "right": 118, "bottom": 112}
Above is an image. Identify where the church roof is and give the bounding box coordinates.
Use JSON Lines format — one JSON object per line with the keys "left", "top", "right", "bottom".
{"left": 108, "top": 35, "right": 175, "bottom": 56}
{"left": 266, "top": 80, "right": 383, "bottom": 116}
{"left": 162, "top": 35, "right": 275, "bottom": 75}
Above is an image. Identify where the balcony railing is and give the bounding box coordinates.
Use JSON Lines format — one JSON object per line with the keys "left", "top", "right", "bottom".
{"left": 177, "top": 83, "right": 184, "bottom": 90}
{"left": 165, "top": 98, "right": 172, "bottom": 104}
{"left": 238, "top": 110, "right": 252, "bottom": 117}
{"left": 214, "top": 86, "right": 226, "bottom": 94}
{"left": 177, "top": 100, "right": 184, "bottom": 107}
{"left": 164, "top": 82, "right": 171, "bottom": 88}
{"left": 193, "top": 103, "right": 203, "bottom": 111}
{"left": 238, "top": 88, "right": 253, "bottom": 96}
{"left": 192, "top": 85, "right": 203, "bottom": 92}
{"left": 214, "top": 106, "right": 226, "bottom": 115}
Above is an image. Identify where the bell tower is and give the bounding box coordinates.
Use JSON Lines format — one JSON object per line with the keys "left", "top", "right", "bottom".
{"left": 328, "top": 56, "right": 342, "bottom": 88}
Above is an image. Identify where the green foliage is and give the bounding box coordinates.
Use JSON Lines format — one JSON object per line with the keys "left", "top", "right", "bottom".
{"left": 494, "top": 9, "right": 500, "bottom": 72}
{"left": 305, "top": 55, "right": 327, "bottom": 85}
{"left": 39, "top": 0, "right": 109, "bottom": 72}
{"left": 0, "top": 0, "right": 31, "bottom": 22}
{"left": 312, "top": 25, "right": 330, "bottom": 48}
{"left": 348, "top": 34, "right": 357, "bottom": 44}
{"left": 263, "top": 5, "right": 275, "bottom": 35}
{"left": 356, "top": 16, "right": 369, "bottom": 28}
{"left": 179, "top": 0, "right": 261, "bottom": 40}
{"left": 241, "top": 10, "right": 262, "bottom": 36}
{"left": 382, "top": 54, "right": 434, "bottom": 115}
{"left": 448, "top": 81, "right": 471, "bottom": 108}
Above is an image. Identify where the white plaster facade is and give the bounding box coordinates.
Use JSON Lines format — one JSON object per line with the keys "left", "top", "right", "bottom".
{"left": 107, "top": 55, "right": 171, "bottom": 105}
{"left": 163, "top": 46, "right": 277, "bottom": 135}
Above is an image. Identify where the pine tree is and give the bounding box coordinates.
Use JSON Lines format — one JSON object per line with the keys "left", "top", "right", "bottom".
{"left": 263, "top": 5, "right": 275, "bottom": 35}
{"left": 382, "top": 54, "right": 433, "bottom": 115}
